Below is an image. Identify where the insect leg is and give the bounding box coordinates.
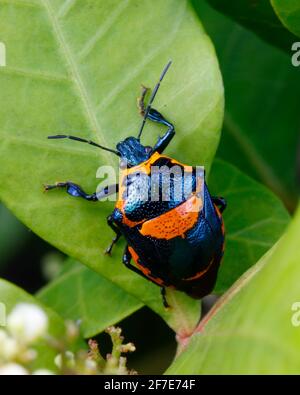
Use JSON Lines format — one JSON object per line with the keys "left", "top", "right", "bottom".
{"left": 149, "top": 109, "right": 175, "bottom": 154}
{"left": 212, "top": 196, "right": 227, "bottom": 213}
{"left": 160, "top": 287, "right": 170, "bottom": 308}
{"left": 123, "top": 246, "right": 171, "bottom": 308}
{"left": 122, "top": 245, "right": 158, "bottom": 284}
{"left": 152, "top": 120, "right": 175, "bottom": 154}
{"left": 44, "top": 182, "right": 118, "bottom": 202}
{"left": 105, "top": 214, "right": 122, "bottom": 255}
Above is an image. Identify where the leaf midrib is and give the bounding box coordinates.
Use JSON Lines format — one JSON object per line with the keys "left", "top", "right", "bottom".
{"left": 41, "top": 0, "right": 115, "bottom": 167}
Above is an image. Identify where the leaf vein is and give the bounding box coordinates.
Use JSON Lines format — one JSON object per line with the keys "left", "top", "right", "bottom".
{"left": 57, "top": 0, "right": 77, "bottom": 19}
{"left": 96, "top": 1, "right": 187, "bottom": 113}
{"left": 0, "top": 0, "right": 40, "bottom": 9}
{"left": 41, "top": 0, "right": 114, "bottom": 167}
{"left": 229, "top": 218, "right": 286, "bottom": 238}
{"left": 78, "top": 0, "right": 130, "bottom": 61}
{"left": 0, "top": 66, "right": 70, "bottom": 83}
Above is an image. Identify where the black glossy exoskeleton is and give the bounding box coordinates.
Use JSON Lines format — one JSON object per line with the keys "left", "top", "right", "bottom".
{"left": 45, "top": 61, "right": 226, "bottom": 307}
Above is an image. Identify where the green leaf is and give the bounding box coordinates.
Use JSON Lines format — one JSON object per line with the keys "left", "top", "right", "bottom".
{"left": 167, "top": 203, "right": 300, "bottom": 374}
{"left": 201, "top": 0, "right": 298, "bottom": 52}
{"left": 0, "top": 204, "right": 29, "bottom": 268}
{"left": 209, "top": 159, "right": 290, "bottom": 293}
{"left": 0, "top": 0, "right": 223, "bottom": 334}
{"left": 192, "top": 1, "right": 300, "bottom": 211}
{"left": 37, "top": 261, "right": 143, "bottom": 338}
{"left": 271, "top": 0, "right": 300, "bottom": 38}
{"left": 0, "top": 278, "right": 66, "bottom": 371}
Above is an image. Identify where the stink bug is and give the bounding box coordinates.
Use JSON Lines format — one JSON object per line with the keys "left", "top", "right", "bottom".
{"left": 44, "top": 61, "right": 226, "bottom": 307}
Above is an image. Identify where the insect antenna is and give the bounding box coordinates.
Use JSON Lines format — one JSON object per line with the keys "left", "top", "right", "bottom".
{"left": 48, "top": 135, "right": 120, "bottom": 156}
{"left": 137, "top": 60, "right": 172, "bottom": 140}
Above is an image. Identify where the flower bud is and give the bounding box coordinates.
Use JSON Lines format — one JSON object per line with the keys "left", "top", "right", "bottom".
{"left": 0, "top": 363, "right": 28, "bottom": 375}
{"left": 33, "top": 369, "right": 55, "bottom": 375}
{"left": 0, "top": 330, "right": 18, "bottom": 360}
{"left": 7, "top": 303, "right": 48, "bottom": 344}
{"left": 54, "top": 350, "right": 75, "bottom": 369}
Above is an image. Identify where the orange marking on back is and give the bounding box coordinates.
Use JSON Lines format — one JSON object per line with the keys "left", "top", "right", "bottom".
{"left": 213, "top": 204, "right": 225, "bottom": 259}
{"left": 170, "top": 157, "right": 192, "bottom": 169}
{"left": 140, "top": 193, "right": 203, "bottom": 240}
{"left": 221, "top": 221, "right": 225, "bottom": 235}
{"left": 120, "top": 214, "right": 144, "bottom": 228}
{"left": 182, "top": 258, "right": 214, "bottom": 281}
{"left": 214, "top": 204, "right": 225, "bottom": 235}
{"left": 115, "top": 153, "right": 162, "bottom": 224}
{"left": 128, "top": 246, "right": 164, "bottom": 286}
{"left": 117, "top": 153, "right": 188, "bottom": 202}
{"left": 115, "top": 153, "right": 200, "bottom": 229}
{"left": 128, "top": 246, "right": 141, "bottom": 266}
{"left": 214, "top": 204, "right": 222, "bottom": 219}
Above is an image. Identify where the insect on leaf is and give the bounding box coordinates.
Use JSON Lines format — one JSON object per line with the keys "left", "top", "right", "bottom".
{"left": 0, "top": 0, "right": 223, "bottom": 334}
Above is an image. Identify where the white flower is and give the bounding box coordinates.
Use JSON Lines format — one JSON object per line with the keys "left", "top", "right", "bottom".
{"left": 54, "top": 351, "right": 75, "bottom": 369}
{"left": 20, "top": 349, "right": 37, "bottom": 363}
{"left": 33, "top": 369, "right": 55, "bottom": 375}
{"left": 0, "top": 329, "right": 7, "bottom": 343}
{"left": 3, "top": 337, "right": 18, "bottom": 360}
{"left": 7, "top": 303, "right": 48, "bottom": 343}
{"left": 0, "top": 329, "right": 18, "bottom": 360}
{"left": 85, "top": 359, "right": 97, "bottom": 370}
{"left": 0, "top": 363, "right": 28, "bottom": 375}
{"left": 0, "top": 329, "right": 9, "bottom": 350}
{"left": 54, "top": 353, "right": 62, "bottom": 369}
{"left": 84, "top": 359, "right": 97, "bottom": 374}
